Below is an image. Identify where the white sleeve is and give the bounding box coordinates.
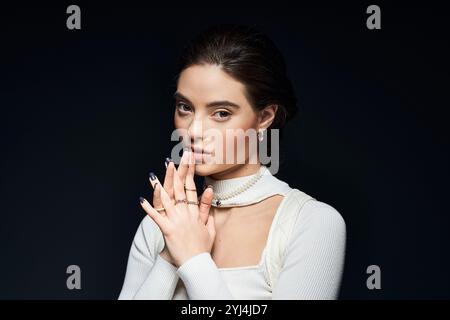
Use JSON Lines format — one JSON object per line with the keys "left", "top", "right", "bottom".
{"left": 118, "top": 215, "right": 180, "bottom": 300}
{"left": 174, "top": 201, "right": 346, "bottom": 300}
{"left": 176, "top": 252, "right": 235, "bottom": 300}
{"left": 272, "top": 201, "right": 347, "bottom": 299}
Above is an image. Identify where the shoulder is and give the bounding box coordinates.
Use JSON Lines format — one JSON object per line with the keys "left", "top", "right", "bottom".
{"left": 283, "top": 189, "right": 346, "bottom": 240}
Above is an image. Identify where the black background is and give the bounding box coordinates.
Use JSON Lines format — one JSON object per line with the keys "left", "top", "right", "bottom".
{"left": 1, "top": 2, "right": 449, "bottom": 299}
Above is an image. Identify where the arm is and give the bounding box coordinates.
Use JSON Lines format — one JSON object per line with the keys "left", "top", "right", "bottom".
{"left": 272, "top": 201, "right": 347, "bottom": 299}
{"left": 175, "top": 201, "right": 346, "bottom": 300}
{"left": 118, "top": 215, "right": 180, "bottom": 300}
{"left": 176, "top": 252, "right": 234, "bottom": 300}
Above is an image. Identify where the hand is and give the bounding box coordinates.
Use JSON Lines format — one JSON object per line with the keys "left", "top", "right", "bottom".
{"left": 147, "top": 152, "right": 214, "bottom": 265}
{"left": 142, "top": 150, "right": 215, "bottom": 267}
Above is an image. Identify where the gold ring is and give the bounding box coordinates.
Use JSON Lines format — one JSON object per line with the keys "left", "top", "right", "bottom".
{"left": 186, "top": 201, "right": 199, "bottom": 205}
{"left": 175, "top": 199, "right": 187, "bottom": 205}
{"left": 155, "top": 207, "right": 165, "bottom": 212}
{"left": 184, "top": 183, "right": 197, "bottom": 192}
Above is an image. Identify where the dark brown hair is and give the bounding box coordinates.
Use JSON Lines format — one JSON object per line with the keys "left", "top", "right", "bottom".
{"left": 175, "top": 24, "right": 298, "bottom": 132}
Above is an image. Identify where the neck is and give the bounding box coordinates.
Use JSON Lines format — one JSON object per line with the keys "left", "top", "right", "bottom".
{"left": 203, "top": 162, "right": 290, "bottom": 208}
{"left": 209, "top": 162, "right": 262, "bottom": 180}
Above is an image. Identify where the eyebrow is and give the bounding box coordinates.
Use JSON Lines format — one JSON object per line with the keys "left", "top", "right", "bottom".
{"left": 173, "top": 92, "right": 240, "bottom": 109}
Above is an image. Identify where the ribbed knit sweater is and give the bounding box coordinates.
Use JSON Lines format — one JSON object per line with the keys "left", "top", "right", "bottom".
{"left": 118, "top": 167, "right": 346, "bottom": 300}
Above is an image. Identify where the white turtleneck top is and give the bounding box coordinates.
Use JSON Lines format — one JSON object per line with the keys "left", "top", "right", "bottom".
{"left": 118, "top": 167, "right": 346, "bottom": 300}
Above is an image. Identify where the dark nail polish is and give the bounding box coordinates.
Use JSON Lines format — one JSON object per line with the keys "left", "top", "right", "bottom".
{"left": 139, "top": 196, "right": 145, "bottom": 204}
{"left": 149, "top": 172, "right": 157, "bottom": 181}
{"left": 165, "top": 157, "right": 172, "bottom": 168}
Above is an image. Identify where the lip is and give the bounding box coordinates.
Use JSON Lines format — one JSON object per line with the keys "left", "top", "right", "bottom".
{"left": 191, "top": 146, "right": 212, "bottom": 155}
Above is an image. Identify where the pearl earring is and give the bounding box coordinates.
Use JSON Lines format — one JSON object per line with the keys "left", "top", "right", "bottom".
{"left": 258, "top": 129, "right": 264, "bottom": 142}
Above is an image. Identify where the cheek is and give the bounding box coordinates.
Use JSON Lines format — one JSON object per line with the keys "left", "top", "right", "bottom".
{"left": 174, "top": 113, "right": 188, "bottom": 130}
{"left": 215, "top": 117, "right": 258, "bottom": 159}
{"left": 173, "top": 114, "right": 192, "bottom": 148}
{"left": 221, "top": 113, "right": 258, "bottom": 144}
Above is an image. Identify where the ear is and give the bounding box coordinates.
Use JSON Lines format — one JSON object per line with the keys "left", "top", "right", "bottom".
{"left": 257, "top": 104, "right": 278, "bottom": 130}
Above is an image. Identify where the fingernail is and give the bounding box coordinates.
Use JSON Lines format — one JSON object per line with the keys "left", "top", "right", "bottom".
{"left": 139, "top": 196, "right": 145, "bottom": 204}
{"left": 165, "top": 157, "right": 172, "bottom": 168}
{"left": 149, "top": 172, "right": 157, "bottom": 181}
{"left": 207, "top": 185, "right": 213, "bottom": 191}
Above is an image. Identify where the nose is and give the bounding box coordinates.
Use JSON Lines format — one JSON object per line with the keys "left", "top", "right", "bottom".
{"left": 187, "top": 118, "right": 204, "bottom": 146}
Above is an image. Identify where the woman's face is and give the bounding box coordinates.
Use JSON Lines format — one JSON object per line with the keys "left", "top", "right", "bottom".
{"left": 174, "top": 64, "right": 263, "bottom": 178}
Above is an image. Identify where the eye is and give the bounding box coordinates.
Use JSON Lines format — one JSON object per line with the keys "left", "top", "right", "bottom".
{"left": 176, "top": 102, "right": 193, "bottom": 114}
{"left": 212, "top": 110, "right": 231, "bottom": 121}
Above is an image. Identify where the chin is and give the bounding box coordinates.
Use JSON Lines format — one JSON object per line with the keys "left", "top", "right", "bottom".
{"left": 194, "top": 163, "right": 234, "bottom": 177}
{"left": 194, "top": 163, "right": 219, "bottom": 176}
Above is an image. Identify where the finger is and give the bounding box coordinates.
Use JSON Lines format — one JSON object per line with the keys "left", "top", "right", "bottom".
{"left": 148, "top": 172, "right": 160, "bottom": 189}
{"left": 148, "top": 172, "right": 167, "bottom": 216}
{"left": 159, "top": 183, "right": 177, "bottom": 217}
{"left": 199, "top": 186, "right": 213, "bottom": 224}
{"left": 152, "top": 181, "right": 167, "bottom": 217}
{"left": 185, "top": 151, "right": 198, "bottom": 203}
{"left": 163, "top": 161, "right": 175, "bottom": 200}
{"left": 173, "top": 159, "right": 189, "bottom": 212}
{"left": 177, "top": 149, "right": 189, "bottom": 184}
{"left": 139, "top": 196, "right": 169, "bottom": 233}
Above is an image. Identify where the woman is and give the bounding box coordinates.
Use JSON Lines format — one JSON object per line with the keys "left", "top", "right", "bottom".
{"left": 118, "top": 24, "right": 346, "bottom": 300}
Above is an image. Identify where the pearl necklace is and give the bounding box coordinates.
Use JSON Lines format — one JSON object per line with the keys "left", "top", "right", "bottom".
{"left": 208, "top": 167, "right": 267, "bottom": 207}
